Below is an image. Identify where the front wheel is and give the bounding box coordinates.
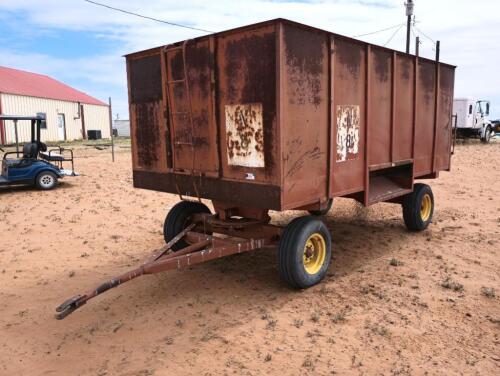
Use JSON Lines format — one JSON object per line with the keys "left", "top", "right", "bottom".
{"left": 481, "top": 126, "right": 492, "bottom": 143}
{"left": 402, "top": 183, "right": 434, "bottom": 231}
{"left": 36, "top": 171, "right": 58, "bottom": 190}
{"left": 277, "top": 216, "right": 332, "bottom": 289}
{"left": 163, "top": 201, "right": 211, "bottom": 251}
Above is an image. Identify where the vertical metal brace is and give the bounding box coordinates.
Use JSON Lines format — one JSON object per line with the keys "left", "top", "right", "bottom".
{"left": 363, "top": 45, "right": 371, "bottom": 206}
{"left": 180, "top": 41, "right": 202, "bottom": 202}
{"left": 327, "top": 34, "right": 335, "bottom": 200}
{"left": 431, "top": 41, "right": 441, "bottom": 173}
{"left": 411, "top": 48, "right": 419, "bottom": 184}
{"left": 390, "top": 51, "right": 396, "bottom": 163}
{"left": 163, "top": 45, "right": 184, "bottom": 201}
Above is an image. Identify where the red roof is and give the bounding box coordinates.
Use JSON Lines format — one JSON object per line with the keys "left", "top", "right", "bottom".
{"left": 0, "top": 65, "right": 107, "bottom": 106}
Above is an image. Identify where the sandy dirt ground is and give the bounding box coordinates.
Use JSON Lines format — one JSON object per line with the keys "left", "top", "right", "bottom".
{"left": 0, "top": 140, "right": 499, "bottom": 376}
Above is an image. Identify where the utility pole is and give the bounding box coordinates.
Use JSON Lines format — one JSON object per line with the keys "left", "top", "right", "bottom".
{"left": 405, "top": 0, "right": 414, "bottom": 53}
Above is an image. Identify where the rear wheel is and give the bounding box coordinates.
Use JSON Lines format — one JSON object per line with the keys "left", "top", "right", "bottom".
{"left": 277, "top": 216, "right": 332, "bottom": 289}
{"left": 308, "top": 199, "right": 333, "bottom": 216}
{"left": 163, "top": 201, "right": 211, "bottom": 251}
{"left": 36, "top": 171, "right": 58, "bottom": 190}
{"left": 402, "top": 183, "right": 434, "bottom": 231}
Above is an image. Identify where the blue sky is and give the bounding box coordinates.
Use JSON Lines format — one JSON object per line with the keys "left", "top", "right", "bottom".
{"left": 0, "top": 0, "right": 499, "bottom": 119}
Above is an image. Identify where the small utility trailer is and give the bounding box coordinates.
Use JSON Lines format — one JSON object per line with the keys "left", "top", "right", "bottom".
{"left": 56, "top": 19, "right": 455, "bottom": 319}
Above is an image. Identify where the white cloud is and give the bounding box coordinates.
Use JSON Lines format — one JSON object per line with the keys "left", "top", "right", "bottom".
{"left": 0, "top": 0, "right": 499, "bottom": 118}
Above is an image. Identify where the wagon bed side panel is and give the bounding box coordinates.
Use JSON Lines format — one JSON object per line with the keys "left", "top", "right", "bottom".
{"left": 393, "top": 53, "right": 415, "bottom": 162}
{"left": 368, "top": 47, "right": 392, "bottom": 167}
{"left": 216, "top": 24, "right": 279, "bottom": 185}
{"left": 127, "top": 49, "right": 169, "bottom": 174}
{"left": 281, "top": 23, "right": 329, "bottom": 209}
{"left": 435, "top": 64, "right": 455, "bottom": 171}
{"left": 330, "top": 38, "right": 366, "bottom": 196}
{"left": 414, "top": 60, "right": 436, "bottom": 176}
{"left": 164, "top": 38, "right": 219, "bottom": 174}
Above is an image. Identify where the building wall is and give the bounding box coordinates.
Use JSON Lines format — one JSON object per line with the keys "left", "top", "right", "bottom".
{"left": 0, "top": 93, "right": 110, "bottom": 144}
{"left": 113, "top": 119, "right": 130, "bottom": 137}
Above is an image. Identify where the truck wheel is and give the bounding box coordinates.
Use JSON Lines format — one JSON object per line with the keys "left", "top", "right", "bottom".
{"left": 308, "top": 199, "right": 333, "bottom": 216}
{"left": 277, "top": 216, "right": 332, "bottom": 289}
{"left": 163, "top": 201, "right": 211, "bottom": 251}
{"left": 481, "top": 126, "right": 492, "bottom": 143}
{"left": 402, "top": 183, "right": 434, "bottom": 231}
{"left": 36, "top": 171, "right": 58, "bottom": 190}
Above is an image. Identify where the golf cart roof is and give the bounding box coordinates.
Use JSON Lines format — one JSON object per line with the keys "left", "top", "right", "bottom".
{"left": 0, "top": 115, "right": 45, "bottom": 121}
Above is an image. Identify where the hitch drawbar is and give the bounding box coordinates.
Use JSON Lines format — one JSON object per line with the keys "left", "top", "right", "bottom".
{"left": 55, "top": 223, "right": 270, "bottom": 319}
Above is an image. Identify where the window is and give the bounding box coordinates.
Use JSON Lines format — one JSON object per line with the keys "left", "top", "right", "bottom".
{"left": 468, "top": 105, "right": 473, "bottom": 115}
{"left": 36, "top": 112, "right": 47, "bottom": 129}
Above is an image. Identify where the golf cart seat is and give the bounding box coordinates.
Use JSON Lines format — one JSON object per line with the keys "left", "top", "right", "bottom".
{"left": 39, "top": 146, "right": 75, "bottom": 172}
{"left": 40, "top": 152, "right": 65, "bottom": 162}
{"left": 23, "top": 142, "right": 39, "bottom": 159}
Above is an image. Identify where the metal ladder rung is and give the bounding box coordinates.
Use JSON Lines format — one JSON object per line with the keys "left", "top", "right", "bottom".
{"left": 175, "top": 141, "right": 194, "bottom": 146}
{"left": 167, "top": 79, "right": 186, "bottom": 84}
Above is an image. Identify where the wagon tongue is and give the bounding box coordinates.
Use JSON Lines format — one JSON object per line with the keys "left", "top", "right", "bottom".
{"left": 55, "top": 294, "right": 88, "bottom": 320}
{"left": 54, "top": 221, "right": 270, "bottom": 320}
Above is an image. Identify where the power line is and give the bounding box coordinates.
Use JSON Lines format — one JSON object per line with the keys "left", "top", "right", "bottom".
{"left": 413, "top": 25, "right": 436, "bottom": 45}
{"left": 383, "top": 24, "right": 404, "bottom": 47}
{"left": 83, "top": 0, "right": 214, "bottom": 33}
{"left": 353, "top": 23, "right": 405, "bottom": 38}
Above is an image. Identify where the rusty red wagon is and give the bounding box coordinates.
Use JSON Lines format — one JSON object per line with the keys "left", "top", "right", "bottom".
{"left": 56, "top": 19, "right": 455, "bottom": 319}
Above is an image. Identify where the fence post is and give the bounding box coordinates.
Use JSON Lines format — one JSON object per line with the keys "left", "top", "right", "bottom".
{"left": 108, "top": 97, "right": 115, "bottom": 162}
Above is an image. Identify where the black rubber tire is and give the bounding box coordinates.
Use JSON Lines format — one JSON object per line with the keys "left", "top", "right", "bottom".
{"left": 277, "top": 216, "right": 332, "bottom": 289}
{"left": 163, "top": 201, "right": 211, "bottom": 251}
{"left": 308, "top": 199, "right": 333, "bottom": 216}
{"left": 35, "top": 171, "right": 58, "bottom": 190}
{"left": 481, "top": 126, "right": 491, "bottom": 143}
{"left": 402, "top": 183, "right": 434, "bottom": 231}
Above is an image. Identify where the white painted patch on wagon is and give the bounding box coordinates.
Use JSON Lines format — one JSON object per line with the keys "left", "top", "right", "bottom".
{"left": 336, "top": 105, "right": 360, "bottom": 162}
{"left": 225, "top": 103, "right": 265, "bottom": 168}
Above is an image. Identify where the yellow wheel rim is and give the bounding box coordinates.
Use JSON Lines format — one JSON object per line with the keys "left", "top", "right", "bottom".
{"left": 420, "top": 193, "right": 432, "bottom": 222}
{"left": 303, "top": 233, "right": 326, "bottom": 275}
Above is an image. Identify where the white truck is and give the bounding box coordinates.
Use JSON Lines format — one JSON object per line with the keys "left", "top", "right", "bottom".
{"left": 453, "top": 98, "right": 494, "bottom": 143}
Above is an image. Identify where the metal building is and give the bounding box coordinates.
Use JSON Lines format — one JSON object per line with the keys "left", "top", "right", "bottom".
{"left": 0, "top": 65, "right": 110, "bottom": 145}
{"left": 113, "top": 118, "right": 131, "bottom": 137}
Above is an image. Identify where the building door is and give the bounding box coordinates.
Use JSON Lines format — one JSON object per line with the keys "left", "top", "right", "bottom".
{"left": 57, "top": 113, "right": 66, "bottom": 140}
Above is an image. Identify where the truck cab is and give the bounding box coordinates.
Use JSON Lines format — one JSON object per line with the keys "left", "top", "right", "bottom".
{"left": 453, "top": 98, "right": 493, "bottom": 142}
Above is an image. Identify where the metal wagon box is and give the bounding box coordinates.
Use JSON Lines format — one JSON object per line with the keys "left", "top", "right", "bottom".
{"left": 126, "top": 18, "right": 455, "bottom": 212}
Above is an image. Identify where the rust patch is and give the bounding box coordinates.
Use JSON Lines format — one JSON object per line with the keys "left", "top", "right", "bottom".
{"left": 129, "top": 54, "right": 162, "bottom": 104}
{"left": 223, "top": 31, "right": 276, "bottom": 173}
{"left": 419, "top": 61, "right": 435, "bottom": 105}
{"left": 336, "top": 105, "right": 360, "bottom": 162}
{"left": 284, "top": 24, "right": 324, "bottom": 107}
{"left": 400, "top": 56, "right": 411, "bottom": 81}
{"left": 336, "top": 39, "right": 362, "bottom": 80}
{"left": 186, "top": 43, "right": 211, "bottom": 100}
{"left": 135, "top": 102, "right": 160, "bottom": 167}
{"left": 225, "top": 103, "right": 264, "bottom": 168}
{"left": 373, "top": 49, "right": 390, "bottom": 82}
